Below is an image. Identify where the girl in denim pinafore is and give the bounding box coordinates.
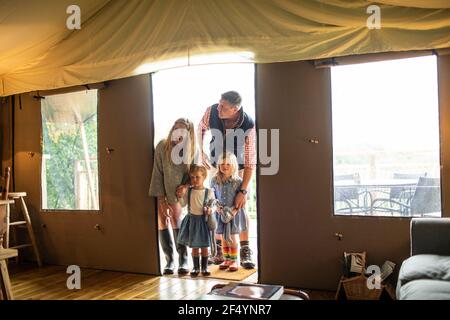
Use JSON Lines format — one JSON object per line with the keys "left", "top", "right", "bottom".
{"left": 177, "top": 165, "right": 215, "bottom": 277}
{"left": 210, "top": 152, "right": 247, "bottom": 272}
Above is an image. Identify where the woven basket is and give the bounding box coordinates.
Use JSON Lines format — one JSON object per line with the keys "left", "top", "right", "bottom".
{"left": 342, "top": 275, "right": 383, "bottom": 300}
{"left": 337, "top": 251, "right": 384, "bottom": 300}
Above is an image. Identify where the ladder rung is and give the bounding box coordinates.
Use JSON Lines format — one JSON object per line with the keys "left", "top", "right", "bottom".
{"left": 10, "top": 244, "right": 33, "bottom": 250}
{"left": 10, "top": 221, "right": 27, "bottom": 226}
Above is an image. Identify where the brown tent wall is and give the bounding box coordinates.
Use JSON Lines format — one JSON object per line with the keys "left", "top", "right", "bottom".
{"left": 7, "top": 74, "right": 159, "bottom": 274}
{"left": 0, "top": 97, "right": 13, "bottom": 178}
{"left": 256, "top": 53, "right": 450, "bottom": 290}
{"left": 1, "top": 52, "right": 449, "bottom": 289}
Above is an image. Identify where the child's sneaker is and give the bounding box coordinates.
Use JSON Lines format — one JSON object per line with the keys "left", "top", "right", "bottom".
{"left": 219, "top": 260, "right": 232, "bottom": 270}
{"left": 228, "top": 261, "right": 238, "bottom": 272}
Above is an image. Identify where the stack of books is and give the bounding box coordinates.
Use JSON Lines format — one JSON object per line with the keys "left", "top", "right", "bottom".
{"left": 380, "top": 260, "right": 396, "bottom": 282}
{"left": 342, "top": 252, "right": 365, "bottom": 278}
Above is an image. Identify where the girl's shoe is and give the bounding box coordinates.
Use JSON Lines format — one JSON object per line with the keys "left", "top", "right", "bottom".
{"left": 228, "top": 261, "right": 238, "bottom": 272}
{"left": 219, "top": 260, "right": 232, "bottom": 270}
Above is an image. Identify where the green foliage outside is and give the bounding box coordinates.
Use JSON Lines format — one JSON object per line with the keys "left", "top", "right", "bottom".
{"left": 42, "top": 114, "right": 98, "bottom": 210}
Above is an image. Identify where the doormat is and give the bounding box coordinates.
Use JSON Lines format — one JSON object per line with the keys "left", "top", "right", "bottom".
{"left": 206, "top": 265, "right": 257, "bottom": 281}
{"left": 164, "top": 265, "right": 258, "bottom": 281}
{"left": 167, "top": 265, "right": 257, "bottom": 281}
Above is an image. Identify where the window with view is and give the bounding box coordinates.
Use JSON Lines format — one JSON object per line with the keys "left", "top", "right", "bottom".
{"left": 41, "top": 90, "right": 99, "bottom": 210}
{"left": 331, "top": 55, "right": 441, "bottom": 217}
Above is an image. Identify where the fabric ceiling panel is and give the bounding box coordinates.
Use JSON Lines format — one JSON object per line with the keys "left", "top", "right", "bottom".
{"left": 0, "top": 0, "right": 449, "bottom": 96}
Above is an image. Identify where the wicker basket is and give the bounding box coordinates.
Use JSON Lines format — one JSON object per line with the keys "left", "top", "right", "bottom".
{"left": 341, "top": 275, "right": 383, "bottom": 300}
{"left": 337, "top": 252, "right": 385, "bottom": 300}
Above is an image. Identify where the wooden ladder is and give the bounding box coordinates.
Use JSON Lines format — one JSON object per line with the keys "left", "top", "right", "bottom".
{"left": 0, "top": 167, "right": 42, "bottom": 267}
{"left": 5, "top": 192, "right": 42, "bottom": 267}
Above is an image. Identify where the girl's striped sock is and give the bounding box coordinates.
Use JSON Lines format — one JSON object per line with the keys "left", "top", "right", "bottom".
{"left": 229, "top": 246, "right": 238, "bottom": 261}
{"left": 222, "top": 244, "right": 230, "bottom": 260}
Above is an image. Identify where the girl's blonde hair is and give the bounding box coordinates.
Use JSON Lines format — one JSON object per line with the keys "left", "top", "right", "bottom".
{"left": 214, "top": 152, "right": 240, "bottom": 185}
{"left": 189, "top": 165, "right": 208, "bottom": 178}
{"left": 164, "top": 118, "right": 196, "bottom": 171}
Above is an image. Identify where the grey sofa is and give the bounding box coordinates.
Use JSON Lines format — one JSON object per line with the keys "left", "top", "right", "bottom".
{"left": 397, "top": 218, "right": 450, "bottom": 300}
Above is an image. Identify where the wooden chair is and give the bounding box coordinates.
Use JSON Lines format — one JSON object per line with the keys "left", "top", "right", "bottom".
{"left": 0, "top": 248, "right": 18, "bottom": 300}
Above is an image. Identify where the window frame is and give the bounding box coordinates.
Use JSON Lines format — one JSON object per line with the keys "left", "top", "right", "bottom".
{"left": 39, "top": 89, "right": 101, "bottom": 213}
{"left": 328, "top": 53, "right": 443, "bottom": 219}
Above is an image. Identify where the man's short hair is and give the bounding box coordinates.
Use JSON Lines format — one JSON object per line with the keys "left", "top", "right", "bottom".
{"left": 221, "top": 91, "right": 242, "bottom": 108}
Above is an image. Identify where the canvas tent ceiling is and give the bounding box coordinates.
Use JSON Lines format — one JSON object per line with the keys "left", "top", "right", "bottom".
{"left": 0, "top": 0, "right": 449, "bottom": 96}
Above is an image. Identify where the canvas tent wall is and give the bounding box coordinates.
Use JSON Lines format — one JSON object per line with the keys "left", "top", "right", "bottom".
{"left": 1, "top": 0, "right": 450, "bottom": 290}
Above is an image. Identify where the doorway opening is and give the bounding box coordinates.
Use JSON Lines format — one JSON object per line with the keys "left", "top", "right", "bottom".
{"left": 151, "top": 63, "right": 258, "bottom": 282}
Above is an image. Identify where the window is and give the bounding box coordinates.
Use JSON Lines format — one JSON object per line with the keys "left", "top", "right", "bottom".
{"left": 331, "top": 55, "right": 441, "bottom": 217}
{"left": 41, "top": 90, "right": 99, "bottom": 210}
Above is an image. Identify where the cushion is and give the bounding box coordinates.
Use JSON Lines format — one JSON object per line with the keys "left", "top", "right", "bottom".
{"left": 399, "top": 279, "right": 450, "bottom": 300}
{"left": 399, "top": 255, "right": 450, "bottom": 284}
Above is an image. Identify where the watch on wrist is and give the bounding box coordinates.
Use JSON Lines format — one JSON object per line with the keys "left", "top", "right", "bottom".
{"left": 239, "top": 189, "right": 248, "bottom": 195}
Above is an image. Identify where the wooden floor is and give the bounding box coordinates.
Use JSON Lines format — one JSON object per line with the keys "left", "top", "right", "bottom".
{"left": 8, "top": 264, "right": 334, "bottom": 300}
{"left": 8, "top": 264, "right": 252, "bottom": 300}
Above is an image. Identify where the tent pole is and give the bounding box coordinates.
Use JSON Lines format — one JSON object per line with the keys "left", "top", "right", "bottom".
{"left": 78, "top": 120, "right": 98, "bottom": 210}
{"left": 72, "top": 107, "right": 98, "bottom": 210}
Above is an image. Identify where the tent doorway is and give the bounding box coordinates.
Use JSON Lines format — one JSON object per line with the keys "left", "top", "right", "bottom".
{"left": 151, "top": 63, "right": 258, "bottom": 281}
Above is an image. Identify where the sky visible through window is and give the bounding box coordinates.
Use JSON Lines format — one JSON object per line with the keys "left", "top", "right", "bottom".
{"left": 331, "top": 55, "right": 439, "bottom": 154}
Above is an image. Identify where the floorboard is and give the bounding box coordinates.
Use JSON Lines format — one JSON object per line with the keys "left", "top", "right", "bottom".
{"left": 8, "top": 264, "right": 334, "bottom": 300}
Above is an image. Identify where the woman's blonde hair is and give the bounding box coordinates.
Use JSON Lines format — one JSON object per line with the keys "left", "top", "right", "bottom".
{"left": 214, "top": 152, "right": 240, "bottom": 185}
{"left": 164, "top": 118, "right": 196, "bottom": 171}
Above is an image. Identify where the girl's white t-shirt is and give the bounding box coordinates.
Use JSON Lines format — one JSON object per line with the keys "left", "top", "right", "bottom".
{"left": 180, "top": 188, "right": 215, "bottom": 215}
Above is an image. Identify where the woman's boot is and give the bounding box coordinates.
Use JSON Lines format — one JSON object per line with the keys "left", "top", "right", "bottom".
{"left": 201, "top": 256, "right": 210, "bottom": 276}
{"left": 190, "top": 255, "right": 200, "bottom": 277}
{"left": 173, "top": 229, "right": 189, "bottom": 275}
{"left": 209, "top": 240, "right": 224, "bottom": 265}
{"left": 159, "top": 229, "right": 175, "bottom": 275}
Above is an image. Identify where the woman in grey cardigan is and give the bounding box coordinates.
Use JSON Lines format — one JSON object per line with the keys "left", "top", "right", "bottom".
{"left": 149, "top": 118, "right": 196, "bottom": 275}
